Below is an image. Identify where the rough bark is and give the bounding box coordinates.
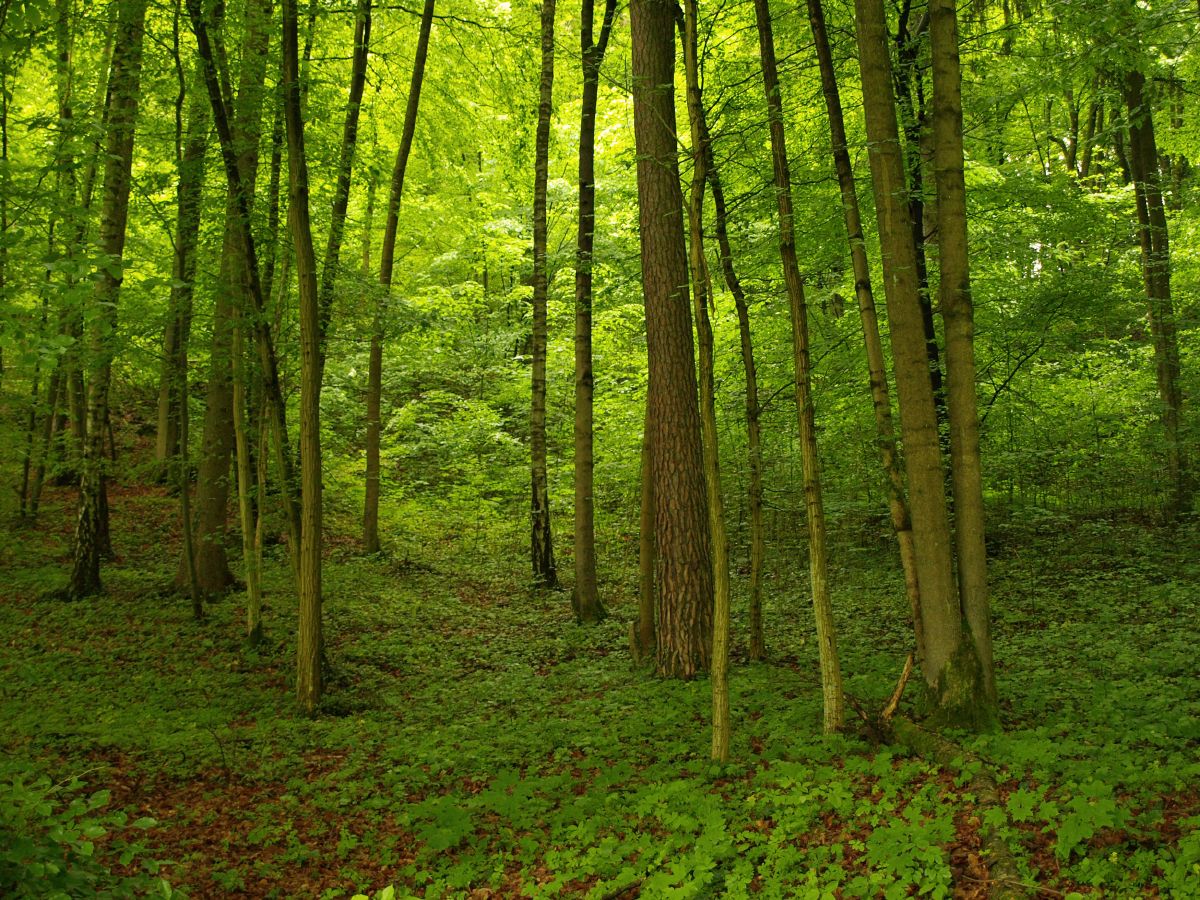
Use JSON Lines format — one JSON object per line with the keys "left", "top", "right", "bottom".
{"left": 753, "top": 0, "right": 843, "bottom": 732}
{"left": 530, "top": 0, "right": 558, "bottom": 588}
{"left": 806, "top": 0, "right": 922, "bottom": 658}
{"left": 930, "top": 0, "right": 997, "bottom": 717}
{"left": 854, "top": 0, "right": 960, "bottom": 690}
{"left": 571, "top": 0, "right": 617, "bottom": 623}
{"left": 365, "top": 0, "right": 434, "bottom": 554}
{"left": 681, "top": 0, "right": 731, "bottom": 760}
{"left": 1124, "top": 69, "right": 1190, "bottom": 518}
{"left": 64, "top": 0, "right": 149, "bottom": 599}
{"left": 631, "top": 0, "right": 712, "bottom": 679}
{"left": 635, "top": 410, "right": 657, "bottom": 659}
{"left": 283, "top": 0, "right": 324, "bottom": 716}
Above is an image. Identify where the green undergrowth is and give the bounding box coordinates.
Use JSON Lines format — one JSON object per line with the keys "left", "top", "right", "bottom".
{"left": 1, "top": 486, "right": 1198, "bottom": 898}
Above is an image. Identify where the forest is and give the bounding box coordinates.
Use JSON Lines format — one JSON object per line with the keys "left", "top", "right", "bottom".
{"left": 0, "top": 0, "right": 1198, "bottom": 894}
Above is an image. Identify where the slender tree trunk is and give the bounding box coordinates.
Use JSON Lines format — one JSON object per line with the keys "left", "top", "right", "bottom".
{"left": 316, "top": 0, "right": 372, "bottom": 377}
{"left": 680, "top": 0, "right": 731, "bottom": 760}
{"left": 1124, "top": 69, "right": 1190, "bottom": 517}
{"left": 232, "top": 307, "right": 264, "bottom": 643}
{"left": 530, "top": 0, "right": 558, "bottom": 588}
{"left": 64, "top": 0, "right": 150, "bottom": 599}
{"left": 697, "top": 103, "right": 765, "bottom": 663}
{"left": 1079, "top": 91, "right": 1099, "bottom": 180}
{"left": 187, "top": 0, "right": 271, "bottom": 596}
{"left": 807, "top": 0, "right": 921, "bottom": 655}
{"left": 365, "top": 0, "right": 434, "bottom": 553}
{"left": 283, "top": 0, "right": 324, "bottom": 715}
{"left": 854, "top": 0, "right": 960, "bottom": 692}
{"left": 631, "top": 0, "right": 712, "bottom": 679}
{"left": 929, "top": 0, "right": 997, "bottom": 717}
{"left": 571, "top": 0, "right": 617, "bottom": 623}
{"left": 157, "top": 70, "right": 210, "bottom": 468}
{"left": 753, "top": 0, "right": 843, "bottom": 732}
{"left": 635, "top": 410, "right": 656, "bottom": 658}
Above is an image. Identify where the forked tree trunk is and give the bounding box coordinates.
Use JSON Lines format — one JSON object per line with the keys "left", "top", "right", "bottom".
{"left": 929, "top": 0, "right": 997, "bottom": 716}
{"left": 571, "top": 0, "right": 617, "bottom": 623}
{"left": 680, "top": 0, "right": 731, "bottom": 761}
{"left": 855, "top": 0, "right": 981, "bottom": 725}
{"left": 187, "top": 0, "right": 271, "bottom": 597}
{"left": 753, "top": 0, "right": 843, "bottom": 732}
{"left": 1123, "top": 69, "right": 1190, "bottom": 518}
{"left": 65, "top": 0, "right": 150, "bottom": 599}
{"left": 365, "top": 0, "right": 434, "bottom": 554}
{"left": 530, "top": 0, "right": 558, "bottom": 588}
{"left": 631, "top": 0, "right": 712, "bottom": 679}
{"left": 282, "top": 0, "right": 324, "bottom": 716}
{"left": 316, "top": 0, "right": 372, "bottom": 378}
{"left": 806, "top": 0, "right": 921, "bottom": 655}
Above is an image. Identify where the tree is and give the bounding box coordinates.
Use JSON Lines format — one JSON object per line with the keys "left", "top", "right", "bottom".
{"left": 571, "top": 0, "right": 617, "bottom": 623}
{"left": 631, "top": 0, "right": 712, "bottom": 679}
{"left": 365, "top": 0, "right": 435, "bottom": 555}
{"left": 752, "top": 0, "right": 843, "bottom": 732}
{"left": 530, "top": 0, "right": 558, "bottom": 589}
{"left": 63, "top": 0, "right": 151, "bottom": 599}
{"left": 680, "top": 0, "right": 731, "bottom": 760}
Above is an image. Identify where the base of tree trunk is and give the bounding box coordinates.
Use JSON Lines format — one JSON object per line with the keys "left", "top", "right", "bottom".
{"left": 928, "top": 643, "right": 999, "bottom": 732}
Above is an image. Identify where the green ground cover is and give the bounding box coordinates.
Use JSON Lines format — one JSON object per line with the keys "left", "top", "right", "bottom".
{"left": 1, "top": 484, "right": 1198, "bottom": 898}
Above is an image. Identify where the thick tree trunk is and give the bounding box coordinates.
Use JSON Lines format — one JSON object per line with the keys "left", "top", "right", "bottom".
{"left": 631, "top": 0, "right": 712, "bottom": 679}
{"left": 929, "top": 0, "right": 997, "bottom": 717}
{"left": 365, "top": 0, "right": 434, "bottom": 554}
{"left": 681, "top": 0, "right": 731, "bottom": 760}
{"left": 753, "top": 0, "right": 843, "bottom": 732}
{"left": 807, "top": 0, "right": 922, "bottom": 657}
{"left": 283, "top": 0, "right": 324, "bottom": 716}
{"left": 316, "top": 0, "right": 372, "bottom": 377}
{"left": 571, "top": 0, "right": 617, "bottom": 623}
{"left": 530, "top": 0, "right": 558, "bottom": 588}
{"left": 1124, "top": 69, "right": 1190, "bottom": 517}
{"left": 65, "top": 0, "right": 149, "bottom": 599}
{"left": 187, "top": 0, "right": 271, "bottom": 597}
{"left": 854, "top": 0, "right": 960, "bottom": 692}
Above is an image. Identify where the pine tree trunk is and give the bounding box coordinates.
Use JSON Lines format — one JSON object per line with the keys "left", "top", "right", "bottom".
{"left": 753, "top": 0, "right": 843, "bottom": 732}
{"left": 929, "top": 0, "right": 997, "bottom": 717}
{"left": 631, "top": 0, "right": 712, "bottom": 679}
{"left": 283, "top": 0, "right": 324, "bottom": 716}
{"left": 854, "top": 0, "right": 961, "bottom": 692}
{"left": 807, "top": 0, "right": 922, "bottom": 657}
{"left": 1124, "top": 69, "right": 1190, "bottom": 518}
{"left": 530, "top": 0, "right": 558, "bottom": 589}
{"left": 65, "top": 0, "right": 150, "bottom": 599}
{"left": 571, "top": 0, "right": 617, "bottom": 623}
{"left": 366, "top": 0, "right": 434, "bottom": 554}
{"left": 681, "top": 0, "right": 731, "bottom": 760}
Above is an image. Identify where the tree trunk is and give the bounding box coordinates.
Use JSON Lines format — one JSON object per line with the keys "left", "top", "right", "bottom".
{"left": 753, "top": 0, "right": 843, "bottom": 733}
{"left": 929, "top": 0, "right": 997, "bottom": 717}
{"left": 283, "top": 0, "right": 324, "bottom": 716}
{"left": 530, "top": 0, "right": 558, "bottom": 588}
{"left": 631, "top": 0, "right": 712, "bottom": 679}
{"left": 807, "top": 0, "right": 922, "bottom": 657}
{"left": 1124, "top": 69, "right": 1190, "bottom": 517}
{"left": 186, "top": 0, "right": 272, "bottom": 597}
{"left": 635, "top": 410, "right": 656, "bottom": 658}
{"left": 571, "top": 0, "right": 617, "bottom": 623}
{"left": 854, "top": 0, "right": 960, "bottom": 692}
{"left": 680, "top": 0, "right": 731, "bottom": 760}
{"left": 316, "top": 0, "right": 372, "bottom": 378}
{"left": 365, "top": 0, "right": 434, "bottom": 554}
{"left": 697, "top": 100, "right": 765, "bottom": 663}
{"left": 64, "top": 0, "right": 150, "bottom": 599}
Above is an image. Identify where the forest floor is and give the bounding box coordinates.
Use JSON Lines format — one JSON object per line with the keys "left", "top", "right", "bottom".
{"left": 1, "top": 480, "right": 1199, "bottom": 899}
